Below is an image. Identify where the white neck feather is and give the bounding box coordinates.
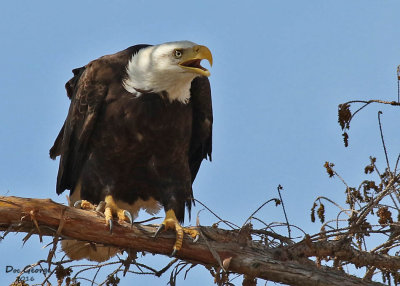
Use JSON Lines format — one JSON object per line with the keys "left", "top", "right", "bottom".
{"left": 123, "top": 45, "right": 197, "bottom": 104}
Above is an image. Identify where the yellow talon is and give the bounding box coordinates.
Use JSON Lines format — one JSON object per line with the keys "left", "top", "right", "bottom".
{"left": 81, "top": 200, "right": 95, "bottom": 209}
{"left": 156, "top": 209, "right": 199, "bottom": 255}
{"left": 73, "top": 196, "right": 133, "bottom": 233}
{"left": 74, "top": 199, "right": 97, "bottom": 210}
{"left": 104, "top": 195, "right": 133, "bottom": 228}
{"left": 183, "top": 228, "right": 199, "bottom": 241}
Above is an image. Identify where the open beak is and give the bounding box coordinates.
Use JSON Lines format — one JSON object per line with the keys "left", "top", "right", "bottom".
{"left": 179, "top": 45, "right": 213, "bottom": 77}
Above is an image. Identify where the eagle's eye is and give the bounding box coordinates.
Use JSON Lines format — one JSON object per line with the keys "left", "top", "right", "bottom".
{"left": 174, "top": 49, "right": 183, "bottom": 59}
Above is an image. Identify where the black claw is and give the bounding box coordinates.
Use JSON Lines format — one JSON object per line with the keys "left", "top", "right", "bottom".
{"left": 96, "top": 201, "right": 106, "bottom": 212}
{"left": 124, "top": 210, "right": 133, "bottom": 225}
{"left": 73, "top": 200, "right": 83, "bottom": 209}
{"left": 170, "top": 248, "right": 178, "bottom": 257}
{"left": 153, "top": 224, "right": 165, "bottom": 238}
{"left": 193, "top": 234, "right": 199, "bottom": 243}
{"left": 109, "top": 219, "right": 113, "bottom": 233}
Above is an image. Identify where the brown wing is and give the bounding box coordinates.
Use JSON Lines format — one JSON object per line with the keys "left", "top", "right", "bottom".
{"left": 49, "top": 67, "right": 85, "bottom": 159}
{"left": 50, "top": 65, "right": 108, "bottom": 195}
{"left": 50, "top": 45, "right": 151, "bottom": 196}
{"left": 189, "top": 76, "right": 213, "bottom": 183}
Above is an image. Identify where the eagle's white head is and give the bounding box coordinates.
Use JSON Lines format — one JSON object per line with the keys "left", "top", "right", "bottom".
{"left": 123, "top": 41, "right": 213, "bottom": 103}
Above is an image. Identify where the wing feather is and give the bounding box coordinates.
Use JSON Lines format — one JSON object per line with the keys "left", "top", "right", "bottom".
{"left": 189, "top": 76, "right": 213, "bottom": 183}
{"left": 50, "top": 66, "right": 108, "bottom": 194}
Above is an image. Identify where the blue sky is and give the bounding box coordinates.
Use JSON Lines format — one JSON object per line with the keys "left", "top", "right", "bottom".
{"left": 1, "top": 1, "right": 400, "bottom": 285}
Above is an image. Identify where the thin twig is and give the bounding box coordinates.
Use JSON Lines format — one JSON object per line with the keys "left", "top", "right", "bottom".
{"left": 313, "top": 196, "right": 351, "bottom": 215}
{"left": 241, "top": 198, "right": 279, "bottom": 229}
{"left": 155, "top": 258, "right": 179, "bottom": 277}
{"left": 394, "top": 154, "right": 400, "bottom": 175}
{"left": 47, "top": 209, "right": 65, "bottom": 270}
{"left": 377, "top": 111, "right": 391, "bottom": 173}
{"left": 91, "top": 265, "right": 102, "bottom": 286}
{"left": 397, "top": 65, "right": 400, "bottom": 103}
{"left": 134, "top": 216, "right": 162, "bottom": 224}
{"left": 198, "top": 227, "right": 225, "bottom": 272}
{"left": 194, "top": 199, "right": 237, "bottom": 229}
{"left": 276, "top": 185, "right": 291, "bottom": 239}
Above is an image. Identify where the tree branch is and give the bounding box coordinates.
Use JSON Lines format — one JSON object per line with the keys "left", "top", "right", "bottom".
{"left": 0, "top": 196, "right": 385, "bottom": 286}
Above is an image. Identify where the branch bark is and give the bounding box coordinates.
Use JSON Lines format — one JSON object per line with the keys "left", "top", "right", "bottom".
{"left": 0, "top": 196, "right": 385, "bottom": 286}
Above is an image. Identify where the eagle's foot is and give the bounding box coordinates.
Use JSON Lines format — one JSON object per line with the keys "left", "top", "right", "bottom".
{"left": 183, "top": 228, "right": 200, "bottom": 243}
{"left": 103, "top": 195, "right": 133, "bottom": 232}
{"left": 154, "top": 209, "right": 199, "bottom": 256}
{"left": 73, "top": 200, "right": 96, "bottom": 210}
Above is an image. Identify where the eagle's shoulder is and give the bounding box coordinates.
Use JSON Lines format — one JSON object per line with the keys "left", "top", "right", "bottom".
{"left": 83, "top": 44, "right": 152, "bottom": 84}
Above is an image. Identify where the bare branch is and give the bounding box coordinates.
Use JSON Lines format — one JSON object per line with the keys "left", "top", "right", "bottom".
{"left": 0, "top": 196, "right": 384, "bottom": 286}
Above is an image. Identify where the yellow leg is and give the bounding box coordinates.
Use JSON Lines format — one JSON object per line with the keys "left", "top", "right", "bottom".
{"left": 155, "top": 209, "right": 199, "bottom": 256}
{"left": 104, "top": 195, "right": 133, "bottom": 230}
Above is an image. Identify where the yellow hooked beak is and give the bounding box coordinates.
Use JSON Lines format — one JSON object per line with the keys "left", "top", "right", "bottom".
{"left": 178, "top": 45, "right": 213, "bottom": 77}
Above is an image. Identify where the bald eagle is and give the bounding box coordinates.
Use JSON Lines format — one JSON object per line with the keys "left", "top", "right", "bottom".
{"left": 50, "top": 41, "right": 213, "bottom": 261}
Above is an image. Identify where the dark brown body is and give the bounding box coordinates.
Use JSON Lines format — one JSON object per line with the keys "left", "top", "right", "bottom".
{"left": 50, "top": 45, "right": 212, "bottom": 222}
